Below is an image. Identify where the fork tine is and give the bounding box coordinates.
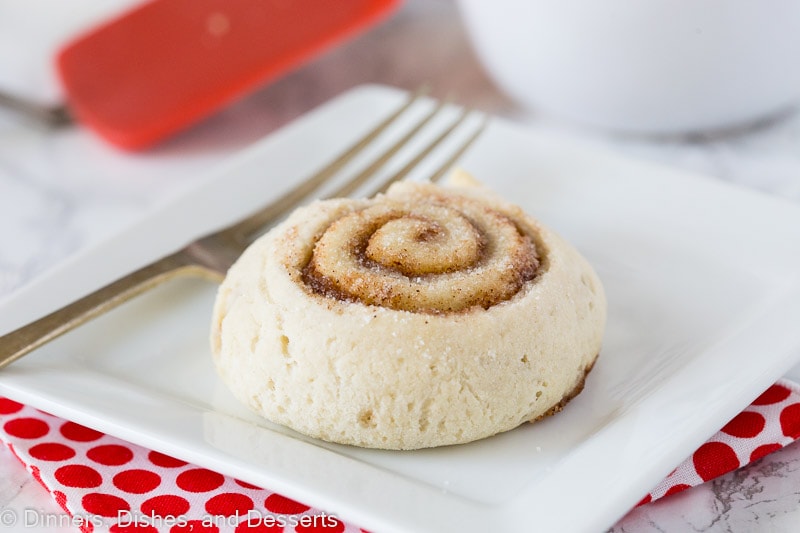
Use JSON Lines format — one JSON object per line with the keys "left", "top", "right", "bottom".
{"left": 231, "top": 86, "right": 427, "bottom": 241}
{"left": 368, "top": 112, "right": 488, "bottom": 196}
{"left": 0, "top": 90, "right": 486, "bottom": 370}
{"left": 324, "top": 97, "right": 449, "bottom": 199}
{"left": 428, "top": 115, "right": 489, "bottom": 184}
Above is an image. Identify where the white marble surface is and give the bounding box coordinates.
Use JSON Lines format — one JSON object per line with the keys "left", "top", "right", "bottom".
{"left": 1, "top": 1, "right": 800, "bottom": 532}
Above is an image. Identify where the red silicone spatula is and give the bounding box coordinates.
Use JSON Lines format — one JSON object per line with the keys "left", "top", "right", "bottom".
{"left": 54, "top": 0, "right": 400, "bottom": 150}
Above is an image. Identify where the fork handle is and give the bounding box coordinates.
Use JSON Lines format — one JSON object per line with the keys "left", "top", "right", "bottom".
{"left": 0, "top": 251, "right": 214, "bottom": 370}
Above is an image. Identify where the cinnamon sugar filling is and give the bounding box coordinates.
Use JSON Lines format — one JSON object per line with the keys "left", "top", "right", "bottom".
{"left": 300, "top": 195, "right": 541, "bottom": 313}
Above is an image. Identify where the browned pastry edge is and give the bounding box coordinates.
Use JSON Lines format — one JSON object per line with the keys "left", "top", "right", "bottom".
{"left": 530, "top": 355, "right": 598, "bottom": 423}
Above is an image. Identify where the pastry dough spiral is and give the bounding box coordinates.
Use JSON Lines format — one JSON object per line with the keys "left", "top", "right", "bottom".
{"left": 302, "top": 189, "right": 539, "bottom": 313}
{"left": 211, "top": 176, "right": 606, "bottom": 449}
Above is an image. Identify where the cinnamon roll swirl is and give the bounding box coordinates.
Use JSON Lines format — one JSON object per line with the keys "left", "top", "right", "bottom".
{"left": 211, "top": 174, "right": 606, "bottom": 449}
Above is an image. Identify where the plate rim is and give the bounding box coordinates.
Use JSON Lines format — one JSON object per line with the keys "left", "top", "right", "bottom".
{"left": 2, "top": 84, "right": 800, "bottom": 533}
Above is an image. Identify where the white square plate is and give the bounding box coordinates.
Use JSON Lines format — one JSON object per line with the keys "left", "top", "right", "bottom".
{"left": 2, "top": 86, "right": 800, "bottom": 533}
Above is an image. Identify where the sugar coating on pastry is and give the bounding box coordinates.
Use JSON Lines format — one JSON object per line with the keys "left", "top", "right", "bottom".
{"left": 210, "top": 173, "right": 606, "bottom": 450}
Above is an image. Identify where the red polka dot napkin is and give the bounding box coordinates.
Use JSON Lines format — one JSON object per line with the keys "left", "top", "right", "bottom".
{"left": 0, "top": 399, "right": 358, "bottom": 533}
{"left": 2, "top": 379, "right": 800, "bottom": 532}
{"left": 638, "top": 380, "right": 800, "bottom": 506}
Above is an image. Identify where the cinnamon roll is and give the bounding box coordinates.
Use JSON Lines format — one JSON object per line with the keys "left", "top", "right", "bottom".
{"left": 210, "top": 173, "right": 606, "bottom": 449}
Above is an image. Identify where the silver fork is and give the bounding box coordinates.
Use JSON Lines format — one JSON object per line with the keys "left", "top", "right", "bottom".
{"left": 0, "top": 90, "right": 487, "bottom": 369}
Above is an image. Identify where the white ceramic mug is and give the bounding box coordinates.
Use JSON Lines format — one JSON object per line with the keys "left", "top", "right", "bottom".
{"left": 457, "top": 0, "right": 800, "bottom": 133}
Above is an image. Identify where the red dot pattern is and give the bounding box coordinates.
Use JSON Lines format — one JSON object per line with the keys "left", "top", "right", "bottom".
{"left": 31, "top": 464, "right": 45, "bottom": 487}
{"left": 4, "top": 417, "right": 50, "bottom": 439}
{"left": 638, "top": 380, "right": 800, "bottom": 507}
{"left": 750, "top": 443, "right": 782, "bottom": 462}
{"left": 148, "top": 450, "right": 188, "bottom": 468}
{"left": 780, "top": 403, "right": 800, "bottom": 439}
{"left": 753, "top": 384, "right": 791, "bottom": 405}
{"left": 0, "top": 398, "right": 24, "bottom": 414}
{"left": 693, "top": 442, "right": 741, "bottom": 482}
{"left": 82, "top": 493, "right": 131, "bottom": 517}
{"left": 88, "top": 444, "right": 134, "bottom": 466}
{"left": 176, "top": 468, "right": 225, "bottom": 493}
{"left": 113, "top": 469, "right": 162, "bottom": 494}
{"left": 5, "top": 383, "right": 800, "bottom": 529}
{"left": 53, "top": 490, "right": 69, "bottom": 512}
{"left": 721, "top": 412, "right": 765, "bottom": 438}
{"left": 55, "top": 464, "right": 103, "bottom": 488}
{"left": 141, "top": 494, "right": 191, "bottom": 518}
{"left": 265, "top": 494, "right": 311, "bottom": 515}
{"left": 662, "top": 484, "right": 691, "bottom": 498}
{"left": 205, "top": 493, "right": 255, "bottom": 516}
{"left": 29, "top": 442, "right": 76, "bottom": 461}
{"left": 61, "top": 421, "right": 103, "bottom": 442}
